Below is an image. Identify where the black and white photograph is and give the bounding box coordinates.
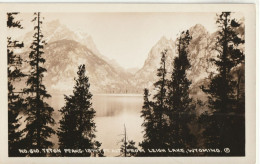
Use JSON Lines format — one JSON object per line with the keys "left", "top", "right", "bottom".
{"left": 0, "top": 3, "right": 256, "bottom": 164}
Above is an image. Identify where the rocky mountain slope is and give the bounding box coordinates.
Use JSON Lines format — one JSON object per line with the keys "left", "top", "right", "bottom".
{"left": 18, "top": 19, "right": 244, "bottom": 97}
{"left": 132, "top": 22, "right": 244, "bottom": 115}
{"left": 43, "top": 39, "right": 125, "bottom": 93}
{"left": 132, "top": 24, "right": 218, "bottom": 97}
{"left": 20, "top": 20, "right": 135, "bottom": 94}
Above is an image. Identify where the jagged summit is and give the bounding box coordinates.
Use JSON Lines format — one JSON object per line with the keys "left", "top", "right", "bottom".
{"left": 190, "top": 24, "right": 207, "bottom": 32}
{"left": 133, "top": 23, "right": 217, "bottom": 94}
{"left": 19, "top": 19, "right": 243, "bottom": 94}
{"left": 157, "top": 36, "right": 169, "bottom": 44}
{"left": 156, "top": 36, "right": 175, "bottom": 46}
{"left": 20, "top": 20, "right": 136, "bottom": 93}
{"left": 189, "top": 24, "right": 209, "bottom": 40}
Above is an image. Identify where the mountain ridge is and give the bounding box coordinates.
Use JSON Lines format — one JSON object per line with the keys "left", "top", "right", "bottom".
{"left": 18, "top": 20, "right": 244, "bottom": 96}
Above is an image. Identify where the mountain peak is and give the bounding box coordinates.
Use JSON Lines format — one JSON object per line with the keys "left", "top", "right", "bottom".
{"left": 189, "top": 24, "right": 208, "bottom": 34}
{"left": 158, "top": 36, "right": 168, "bottom": 43}
{"left": 189, "top": 24, "right": 208, "bottom": 39}
{"left": 190, "top": 24, "right": 206, "bottom": 31}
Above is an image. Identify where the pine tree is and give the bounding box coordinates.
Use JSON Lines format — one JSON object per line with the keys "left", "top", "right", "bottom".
{"left": 23, "top": 12, "right": 55, "bottom": 156}
{"left": 58, "top": 64, "right": 102, "bottom": 157}
{"left": 139, "top": 50, "right": 169, "bottom": 156}
{"left": 167, "top": 30, "right": 196, "bottom": 154}
{"left": 200, "top": 12, "right": 245, "bottom": 156}
{"left": 119, "top": 124, "right": 138, "bottom": 157}
{"left": 120, "top": 140, "right": 138, "bottom": 157}
{"left": 7, "top": 12, "right": 25, "bottom": 157}
{"left": 152, "top": 49, "right": 169, "bottom": 149}
{"left": 139, "top": 88, "right": 155, "bottom": 153}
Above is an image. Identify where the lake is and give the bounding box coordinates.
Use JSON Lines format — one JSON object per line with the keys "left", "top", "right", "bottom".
{"left": 49, "top": 93, "right": 144, "bottom": 157}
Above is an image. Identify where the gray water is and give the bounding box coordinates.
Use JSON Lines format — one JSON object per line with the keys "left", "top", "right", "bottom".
{"left": 49, "top": 93, "right": 144, "bottom": 157}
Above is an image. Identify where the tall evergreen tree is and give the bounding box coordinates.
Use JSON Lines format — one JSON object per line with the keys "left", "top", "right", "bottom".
{"left": 58, "top": 64, "right": 102, "bottom": 157}
{"left": 140, "top": 50, "right": 169, "bottom": 156}
{"left": 139, "top": 88, "right": 155, "bottom": 153}
{"left": 7, "top": 12, "right": 25, "bottom": 157}
{"left": 167, "top": 30, "right": 196, "bottom": 153}
{"left": 200, "top": 12, "right": 245, "bottom": 156}
{"left": 23, "top": 12, "right": 55, "bottom": 156}
{"left": 152, "top": 49, "right": 169, "bottom": 149}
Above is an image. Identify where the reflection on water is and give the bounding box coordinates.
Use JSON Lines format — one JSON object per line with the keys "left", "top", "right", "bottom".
{"left": 48, "top": 93, "right": 144, "bottom": 157}
{"left": 93, "top": 94, "right": 143, "bottom": 117}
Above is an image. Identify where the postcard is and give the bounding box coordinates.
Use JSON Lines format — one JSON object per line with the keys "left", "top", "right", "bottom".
{"left": 0, "top": 3, "right": 256, "bottom": 164}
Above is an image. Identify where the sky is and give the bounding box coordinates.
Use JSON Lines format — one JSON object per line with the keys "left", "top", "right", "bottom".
{"left": 14, "top": 12, "right": 241, "bottom": 69}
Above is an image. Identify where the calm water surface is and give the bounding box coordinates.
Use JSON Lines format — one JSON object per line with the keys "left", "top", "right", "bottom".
{"left": 49, "top": 93, "right": 144, "bottom": 157}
